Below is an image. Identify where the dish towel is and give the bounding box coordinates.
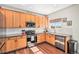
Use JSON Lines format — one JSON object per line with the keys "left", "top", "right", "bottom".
{"left": 31, "top": 36, "right": 34, "bottom": 41}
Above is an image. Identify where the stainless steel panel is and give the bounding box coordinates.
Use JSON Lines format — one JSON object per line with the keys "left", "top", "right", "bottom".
{"left": 55, "top": 42, "right": 64, "bottom": 51}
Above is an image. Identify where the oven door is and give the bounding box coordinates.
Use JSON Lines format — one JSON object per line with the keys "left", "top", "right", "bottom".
{"left": 55, "top": 35, "right": 65, "bottom": 42}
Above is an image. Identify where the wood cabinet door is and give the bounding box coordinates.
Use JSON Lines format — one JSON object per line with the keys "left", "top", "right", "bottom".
{"left": 46, "top": 34, "right": 49, "bottom": 42}
{"left": 0, "top": 39, "right": 6, "bottom": 53}
{"left": 39, "top": 16, "right": 46, "bottom": 28}
{"left": 0, "top": 43, "right": 6, "bottom": 53}
{"left": 20, "top": 13, "right": 26, "bottom": 28}
{"left": 46, "top": 34, "right": 55, "bottom": 45}
{"left": 35, "top": 15, "right": 40, "bottom": 28}
{"left": 42, "top": 16, "right": 46, "bottom": 28}
{"left": 25, "top": 14, "right": 30, "bottom": 22}
{"left": 45, "top": 16, "right": 48, "bottom": 28}
{"left": 16, "top": 36, "right": 26, "bottom": 49}
{"left": 5, "top": 9, "right": 13, "bottom": 28}
{"left": 38, "top": 16, "right": 43, "bottom": 28}
{"left": 5, "top": 38, "right": 16, "bottom": 52}
{"left": 13, "top": 11, "right": 20, "bottom": 28}
{"left": 0, "top": 8, "right": 6, "bottom": 28}
{"left": 48, "top": 34, "right": 55, "bottom": 45}
{"left": 30, "top": 14, "right": 35, "bottom": 22}
{"left": 37, "top": 33, "right": 45, "bottom": 43}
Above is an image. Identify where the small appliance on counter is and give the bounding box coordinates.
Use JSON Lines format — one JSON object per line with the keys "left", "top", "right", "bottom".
{"left": 67, "top": 39, "right": 78, "bottom": 54}
{"left": 22, "top": 30, "right": 26, "bottom": 36}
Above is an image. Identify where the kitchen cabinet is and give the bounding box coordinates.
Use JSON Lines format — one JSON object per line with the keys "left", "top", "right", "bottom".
{"left": 0, "top": 7, "right": 21, "bottom": 28}
{"left": 20, "top": 13, "right": 26, "bottom": 28}
{"left": 0, "top": 43, "right": 6, "bottom": 53}
{"left": 38, "top": 15, "right": 47, "bottom": 28}
{"left": 42, "top": 16, "right": 46, "bottom": 28}
{"left": 35, "top": 15, "right": 40, "bottom": 28}
{"left": 0, "top": 8, "right": 13, "bottom": 28}
{"left": 0, "top": 39, "right": 6, "bottom": 53}
{"left": 16, "top": 36, "right": 27, "bottom": 49}
{"left": 0, "top": 7, "right": 48, "bottom": 28}
{"left": 30, "top": 14, "right": 35, "bottom": 22}
{"left": 0, "top": 8, "right": 6, "bottom": 28}
{"left": 25, "top": 14, "right": 30, "bottom": 22}
{"left": 44, "top": 16, "right": 48, "bottom": 28}
{"left": 38, "top": 16, "right": 43, "bottom": 28}
{"left": 37, "top": 33, "right": 45, "bottom": 43}
{"left": 1, "top": 35, "right": 27, "bottom": 53}
{"left": 5, "top": 9, "right": 13, "bottom": 28}
{"left": 5, "top": 37, "right": 16, "bottom": 52}
{"left": 13, "top": 11, "right": 20, "bottom": 28}
{"left": 46, "top": 34, "right": 55, "bottom": 45}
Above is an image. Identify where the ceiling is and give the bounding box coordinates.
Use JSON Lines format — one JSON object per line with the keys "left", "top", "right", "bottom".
{"left": 0, "top": 4, "right": 72, "bottom": 15}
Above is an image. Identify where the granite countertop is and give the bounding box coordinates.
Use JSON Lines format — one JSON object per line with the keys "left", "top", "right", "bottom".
{"left": 0, "top": 32, "right": 71, "bottom": 38}
{"left": 46, "top": 32, "right": 71, "bottom": 36}
{"left": 0, "top": 33, "right": 25, "bottom": 38}
{"left": 0, "top": 29, "right": 71, "bottom": 38}
{"left": 36, "top": 31, "right": 71, "bottom": 36}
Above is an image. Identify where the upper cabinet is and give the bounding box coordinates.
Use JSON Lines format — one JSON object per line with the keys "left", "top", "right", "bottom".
{"left": 44, "top": 16, "right": 48, "bottom": 28}
{"left": 30, "top": 14, "right": 35, "bottom": 22}
{"left": 0, "top": 8, "right": 6, "bottom": 28}
{"left": 5, "top": 9, "right": 13, "bottom": 28}
{"left": 41, "top": 16, "right": 46, "bottom": 28}
{"left": 0, "top": 7, "right": 48, "bottom": 28}
{"left": 13, "top": 11, "right": 20, "bottom": 28}
{"left": 35, "top": 15, "right": 40, "bottom": 28}
{"left": 20, "top": 13, "right": 26, "bottom": 28}
{"left": 38, "top": 16, "right": 43, "bottom": 28}
{"left": 38, "top": 15, "right": 48, "bottom": 28}
{"left": 25, "top": 14, "right": 30, "bottom": 22}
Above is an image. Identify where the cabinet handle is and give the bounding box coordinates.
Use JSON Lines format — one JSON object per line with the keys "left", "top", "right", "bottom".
{"left": 15, "top": 39, "right": 17, "bottom": 42}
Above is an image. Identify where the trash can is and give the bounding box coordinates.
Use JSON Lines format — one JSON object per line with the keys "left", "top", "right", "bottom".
{"left": 67, "top": 40, "right": 78, "bottom": 54}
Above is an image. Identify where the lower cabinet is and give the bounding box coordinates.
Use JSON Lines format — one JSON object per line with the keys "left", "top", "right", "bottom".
{"left": 16, "top": 36, "right": 27, "bottom": 49}
{"left": 46, "top": 34, "right": 55, "bottom": 45}
{"left": 5, "top": 37, "right": 16, "bottom": 52}
{"left": 1, "top": 36, "right": 27, "bottom": 53}
{"left": 37, "top": 33, "right": 45, "bottom": 43}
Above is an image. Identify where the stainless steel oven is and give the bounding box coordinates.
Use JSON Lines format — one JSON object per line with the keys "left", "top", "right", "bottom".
{"left": 55, "top": 35, "right": 65, "bottom": 51}
{"left": 55, "top": 35, "right": 65, "bottom": 42}
{"left": 55, "top": 42, "right": 65, "bottom": 51}
{"left": 25, "top": 30, "right": 37, "bottom": 47}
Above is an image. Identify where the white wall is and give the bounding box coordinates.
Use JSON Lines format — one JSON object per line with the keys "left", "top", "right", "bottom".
{"left": 48, "top": 4, "right": 79, "bottom": 51}
{"left": 48, "top": 5, "right": 74, "bottom": 35}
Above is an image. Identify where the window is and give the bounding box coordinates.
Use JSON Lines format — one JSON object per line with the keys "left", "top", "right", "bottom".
{"left": 52, "top": 22, "right": 63, "bottom": 28}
